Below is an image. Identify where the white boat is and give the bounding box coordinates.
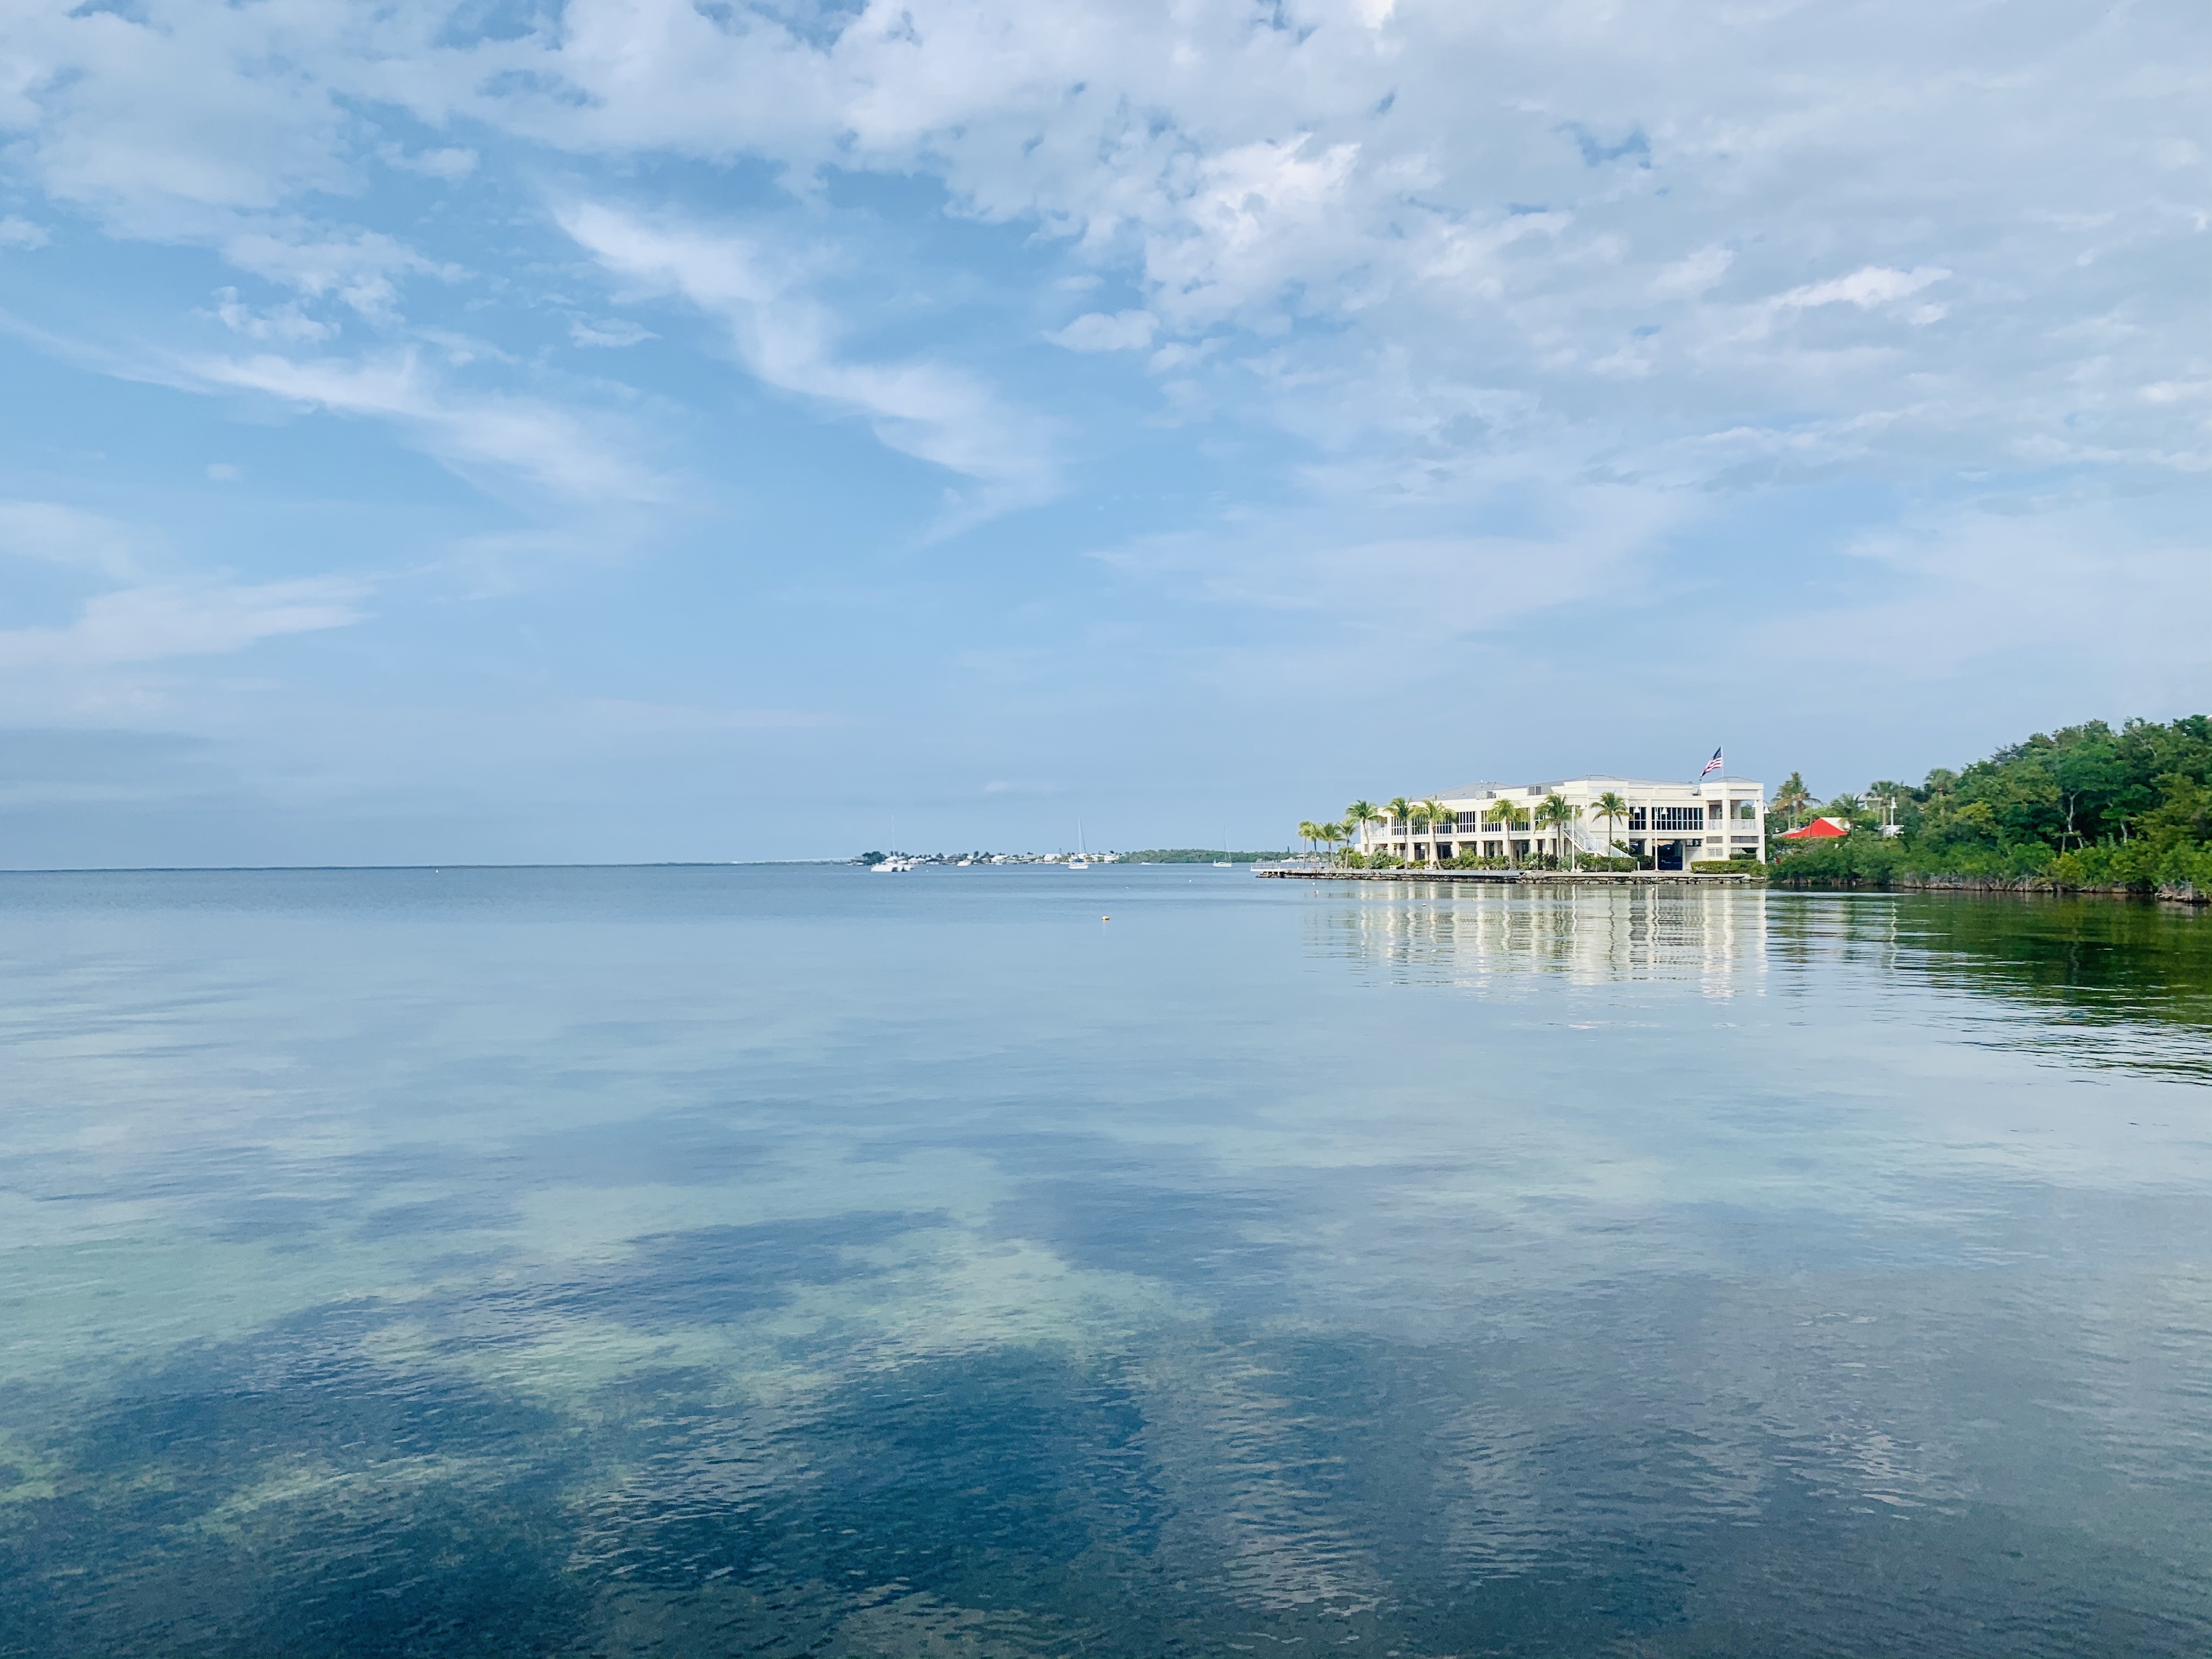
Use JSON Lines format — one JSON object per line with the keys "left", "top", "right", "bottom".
{"left": 1214, "top": 830, "right": 1232, "bottom": 868}
{"left": 872, "top": 856, "right": 915, "bottom": 872}
{"left": 1069, "top": 821, "right": 1090, "bottom": 870}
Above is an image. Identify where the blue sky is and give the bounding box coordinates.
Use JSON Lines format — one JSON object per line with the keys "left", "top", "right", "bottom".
{"left": 2, "top": 0, "right": 2209, "bottom": 864}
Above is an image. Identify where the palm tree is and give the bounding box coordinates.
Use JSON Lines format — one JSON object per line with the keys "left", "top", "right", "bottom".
{"left": 1406, "top": 800, "right": 1436, "bottom": 861}
{"left": 1590, "top": 791, "right": 1630, "bottom": 865}
{"left": 1485, "top": 795, "right": 1529, "bottom": 868}
{"left": 1384, "top": 797, "right": 1413, "bottom": 860}
{"left": 1418, "top": 798, "right": 1451, "bottom": 863}
{"left": 1344, "top": 800, "right": 1380, "bottom": 859}
{"left": 1319, "top": 822, "right": 1347, "bottom": 864}
{"left": 1495, "top": 800, "right": 1531, "bottom": 871}
{"left": 1296, "top": 820, "right": 1322, "bottom": 858}
{"left": 1534, "top": 792, "right": 1579, "bottom": 869}
{"left": 1773, "top": 772, "right": 1812, "bottom": 830}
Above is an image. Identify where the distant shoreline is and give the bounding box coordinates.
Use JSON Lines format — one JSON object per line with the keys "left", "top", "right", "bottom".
{"left": 0, "top": 857, "right": 1282, "bottom": 875}
{"left": 0, "top": 861, "right": 840, "bottom": 874}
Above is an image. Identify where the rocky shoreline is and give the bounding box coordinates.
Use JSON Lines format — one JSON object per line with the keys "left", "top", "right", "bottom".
{"left": 1768, "top": 872, "right": 2210, "bottom": 904}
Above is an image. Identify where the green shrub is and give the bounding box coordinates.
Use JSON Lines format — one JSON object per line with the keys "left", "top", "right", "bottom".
{"left": 1691, "top": 860, "right": 1764, "bottom": 875}
{"left": 2050, "top": 839, "right": 2212, "bottom": 892}
{"left": 1766, "top": 837, "right": 1909, "bottom": 885}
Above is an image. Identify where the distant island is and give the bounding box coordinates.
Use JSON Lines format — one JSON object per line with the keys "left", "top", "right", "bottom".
{"left": 1120, "top": 849, "right": 1292, "bottom": 864}
{"left": 854, "top": 848, "right": 1291, "bottom": 866}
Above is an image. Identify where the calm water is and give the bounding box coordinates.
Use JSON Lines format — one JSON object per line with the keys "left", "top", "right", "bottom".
{"left": 3, "top": 867, "right": 2210, "bottom": 1657}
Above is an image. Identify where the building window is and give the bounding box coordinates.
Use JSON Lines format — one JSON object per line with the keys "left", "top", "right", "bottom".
{"left": 1652, "top": 807, "right": 1703, "bottom": 832}
{"left": 1735, "top": 801, "right": 1758, "bottom": 820}
{"left": 1456, "top": 812, "right": 1480, "bottom": 831}
{"left": 1707, "top": 800, "right": 1723, "bottom": 820}
{"left": 1628, "top": 808, "right": 1647, "bottom": 830}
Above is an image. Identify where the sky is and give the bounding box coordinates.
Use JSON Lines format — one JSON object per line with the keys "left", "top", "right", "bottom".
{"left": 2, "top": 0, "right": 2209, "bottom": 865}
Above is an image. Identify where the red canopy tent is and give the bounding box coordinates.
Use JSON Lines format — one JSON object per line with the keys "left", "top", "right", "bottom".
{"left": 1780, "top": 816, "right": 1851, "bottom": 840}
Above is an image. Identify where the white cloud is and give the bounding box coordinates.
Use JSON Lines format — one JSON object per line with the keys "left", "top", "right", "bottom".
{"left": 1048, "top": 311, "right": 1158, "bottom": 352}
{"left": 386, "top": 145, "right": 478, "bottom": 180}
{"left": 1146, "top": 137, "right": 1364, "bottom": 326}
{"left": 569, "top": 317, "right": 656, "bottom": 348}
{"left": 210, "top": 286, "right": 335, "bottom": 344}
{"left": 0, "top": 216, "right": 50, "bottom": 249}
{"left": 182, "top": 349, "right": 665, "bottom": 504}
{"left": 219, "top": 225, "right": 444, "bottom": 320}
{"left": 444, "top": 0, "right": 2210, "bottom": 494}
{"left": 5, "top": 0, "right": 365, "bottom": 224}
{"left": 1650, "top": 246, "right": 1732, "bottom": 300}
{"left": 0, "top": 499, "right": 144, "bottom": 579}
{"left": 559, "top": 201, "right": 1057, "bottom": 514}
{"left": 1775, "top": 266, "right": 1950, "bottom": 313}
{"left": 1092, "top": 481, "right": 1691, "bottom": 644}
{"left": 0, "top": 577, "right": 367, "bottom": 669}
{"left": 206, "top": 463, "right": 241, "bottom": 482}
{"left": 2, "top": 0, "right": 2209, "bottom": 617}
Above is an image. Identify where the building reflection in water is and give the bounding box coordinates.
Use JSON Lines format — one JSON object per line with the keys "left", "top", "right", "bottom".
{"left": 1301, "top": 882, "right": 1769, "bottom": 998}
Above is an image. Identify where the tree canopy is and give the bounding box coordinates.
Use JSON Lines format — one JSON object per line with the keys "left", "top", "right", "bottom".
{"left": 1771, "top": 716, "right": 2212, "bottom": 893}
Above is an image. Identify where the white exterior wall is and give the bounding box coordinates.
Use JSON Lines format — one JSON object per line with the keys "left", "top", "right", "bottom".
{"left": 1359, "top": 775, "right": 1767, "bottom": 866}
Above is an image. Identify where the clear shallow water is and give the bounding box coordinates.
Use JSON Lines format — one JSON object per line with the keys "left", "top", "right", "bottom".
{"left": 2, "top": 867, "right": 2209, "bottom": 1657}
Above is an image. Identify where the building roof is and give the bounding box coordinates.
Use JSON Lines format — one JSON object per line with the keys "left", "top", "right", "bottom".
{"left": 1425, "top": 775, "right": 1765, "bottom": 799}
{"left": 1780, "top": 816, "right": 1850, "bottom": 839}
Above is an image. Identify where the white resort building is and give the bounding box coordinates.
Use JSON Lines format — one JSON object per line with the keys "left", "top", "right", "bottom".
{"left": 1357, "top": 774, "right": 1768, "bottom": 870}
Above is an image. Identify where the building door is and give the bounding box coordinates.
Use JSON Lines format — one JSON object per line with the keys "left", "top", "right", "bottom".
{"left": 1657, "top": 839, "right": 1685, "bottom": 871}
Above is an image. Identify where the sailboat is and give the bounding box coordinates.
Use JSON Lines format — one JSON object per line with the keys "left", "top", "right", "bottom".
{"left": 1214, "top": 830, "right": 1231, "bottom": 868}
{"left": 1068, "top": 821, "right": 1090, "bottom": 871}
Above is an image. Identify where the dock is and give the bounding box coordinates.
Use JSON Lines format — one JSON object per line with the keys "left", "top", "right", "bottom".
{"left": 1252, "top": 865, "right": 1762, "bottom": 885}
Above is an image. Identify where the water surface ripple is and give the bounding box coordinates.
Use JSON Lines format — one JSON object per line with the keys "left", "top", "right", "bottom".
{"left": 2, "top": 868, "right": 2209, "bottom": 1656}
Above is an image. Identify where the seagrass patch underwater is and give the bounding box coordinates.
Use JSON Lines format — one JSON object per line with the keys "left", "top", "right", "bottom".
{"left": 3, "top": 867, "right": 2209, "bottom": 1657}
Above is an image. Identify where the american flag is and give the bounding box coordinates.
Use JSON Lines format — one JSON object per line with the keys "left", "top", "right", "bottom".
{"left": 1700, "top": 747, "right": 1724, "bottom": 778}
